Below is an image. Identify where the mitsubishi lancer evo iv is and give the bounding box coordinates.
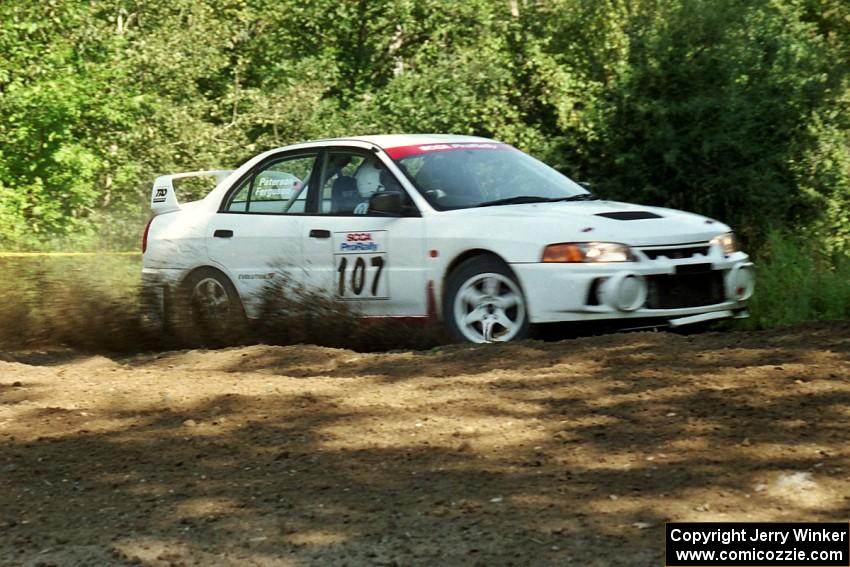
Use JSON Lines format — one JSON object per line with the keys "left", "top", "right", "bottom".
{"left": 141, "top": 134, "right": 754, "bottom": 344}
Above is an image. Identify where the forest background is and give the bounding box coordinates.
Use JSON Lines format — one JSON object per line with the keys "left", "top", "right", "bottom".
{"left": 1, "top": 0, "right": 849, "bottom": 329}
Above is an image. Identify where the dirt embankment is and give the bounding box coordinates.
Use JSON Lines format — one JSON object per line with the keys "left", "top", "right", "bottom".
{"left": 2, "top": 323, "right": 850, "bottom": 566}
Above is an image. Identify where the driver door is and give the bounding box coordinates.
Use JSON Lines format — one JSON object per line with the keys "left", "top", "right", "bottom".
{"left": 300, "top": 148, "right": 427, "bottom": 316}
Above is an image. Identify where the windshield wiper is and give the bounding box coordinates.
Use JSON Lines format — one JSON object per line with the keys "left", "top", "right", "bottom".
{"left": 475, "top": 196, "right": 562, "bottom": 207}
{"left": 475, "top": 193, "right": 599, "bottom": 207}
{"left": 555, "top": 193, "right": 600, "bottom": 202}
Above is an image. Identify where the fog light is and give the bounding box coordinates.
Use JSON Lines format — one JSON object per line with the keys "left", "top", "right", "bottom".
{"left": 726, "top": 264, "right": 754, "bottom": 300}
{"left": 598, "top": 272, "right": 647, "bottom": 311}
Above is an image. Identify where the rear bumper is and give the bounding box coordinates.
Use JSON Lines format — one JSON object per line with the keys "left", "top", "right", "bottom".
{"left": 512, "top": 252, "right": 752, "bottom": 324}
{"left": 140, "top": 268, "right": 182, "bottom": 329}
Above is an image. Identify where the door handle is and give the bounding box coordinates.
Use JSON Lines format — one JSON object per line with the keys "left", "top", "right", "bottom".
{"left": 213, "top": 229, "right": 234, "bottom": 238}
{"left": 309, "top": 229, "right": 331, "bottom": 239}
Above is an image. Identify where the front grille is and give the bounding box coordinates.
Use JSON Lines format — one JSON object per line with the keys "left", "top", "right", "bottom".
{"left": 641, "top": 245, "right": 710, "bottom": 260}
{"left": 645, "top": 271, "right": 725, "bottom": 309}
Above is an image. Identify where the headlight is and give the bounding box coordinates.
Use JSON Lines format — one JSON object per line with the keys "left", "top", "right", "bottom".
{"left": 711, "top": 232, "right": 737, "bottom": 255}
{"left": 542, "top": 242, "right": 634, "bottom": 263}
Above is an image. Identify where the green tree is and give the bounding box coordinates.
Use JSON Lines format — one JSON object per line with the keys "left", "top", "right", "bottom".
{"left": 0, "top": 0, "right": 847, "bottom": 251}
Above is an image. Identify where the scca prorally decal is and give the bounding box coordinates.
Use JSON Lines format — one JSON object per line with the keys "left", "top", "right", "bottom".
{"left": 153, "top": 187, "right": 168, "bottom": 203}
{"left": 340, "top": 232, "right": 379, "bottom": 252}
{"left": 385, "top": 142, "right": 514, "bottom": 160}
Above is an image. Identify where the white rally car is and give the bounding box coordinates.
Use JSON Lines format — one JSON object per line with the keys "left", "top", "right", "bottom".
{"left": 142, "top": 134, "right": 754, "bottom": 343}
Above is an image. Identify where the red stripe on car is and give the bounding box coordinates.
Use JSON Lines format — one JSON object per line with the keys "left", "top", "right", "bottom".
{"left": 385, "top": 142, "right": 514, "bottom": 160}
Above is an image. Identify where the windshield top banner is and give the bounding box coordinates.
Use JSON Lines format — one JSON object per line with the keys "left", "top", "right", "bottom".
{"left": 385, "top": 142, "right": 514, "bottom": 160}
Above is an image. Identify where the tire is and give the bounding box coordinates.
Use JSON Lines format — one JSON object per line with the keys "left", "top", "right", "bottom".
{"left": 170, "top": 268, "right": 248, "bottom": 347}
{"left": 443, "top": 255, "right": 530, "bottom": 343}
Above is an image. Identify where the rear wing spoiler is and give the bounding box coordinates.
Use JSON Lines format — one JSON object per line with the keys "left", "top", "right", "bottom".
{"left": 150, "top": 170, "right": 233, "bottom": 215}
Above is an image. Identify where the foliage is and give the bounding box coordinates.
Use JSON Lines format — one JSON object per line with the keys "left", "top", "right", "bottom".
{"left": 741, "top": 231, "right": 850, "bottom": 329}
{"left": 0, "top": 0, "right": 847, "bottom": 252}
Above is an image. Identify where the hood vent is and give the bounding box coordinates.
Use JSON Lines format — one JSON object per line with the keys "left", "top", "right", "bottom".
{"left": 596, "top": 211, "right": 663, "bottom": 220}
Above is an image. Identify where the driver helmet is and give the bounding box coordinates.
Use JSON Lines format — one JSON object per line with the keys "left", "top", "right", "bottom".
{"left": 354, "top": 158, "right": 385, "bottom": 198}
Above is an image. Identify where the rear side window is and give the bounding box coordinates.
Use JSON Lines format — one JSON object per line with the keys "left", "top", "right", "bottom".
{"left": 225, "top": 178, "right": 252, "bottom": 212}
{"left": 223, "top": 153, "right": 318, "bottom": 214}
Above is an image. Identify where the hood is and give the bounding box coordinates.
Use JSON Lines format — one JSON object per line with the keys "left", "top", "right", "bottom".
{"left": 443, "top": 200, "right": 729, "bottom": 247}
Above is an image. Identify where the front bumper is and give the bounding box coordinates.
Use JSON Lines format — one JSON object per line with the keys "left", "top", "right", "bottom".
{"left": 512, "top": 250, "right": 753, "bottom": 325}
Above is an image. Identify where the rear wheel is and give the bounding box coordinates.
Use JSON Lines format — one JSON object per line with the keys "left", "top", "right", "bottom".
{"left": 443, "top": 256, "right": 530, "bottom": 343}
{"left": 171, "top": 268, "right": 247, "bottom": 347}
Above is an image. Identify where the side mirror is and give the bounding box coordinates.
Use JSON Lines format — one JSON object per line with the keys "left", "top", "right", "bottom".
{"left": 369, "top": 191, "right": 403, "bottom": 215}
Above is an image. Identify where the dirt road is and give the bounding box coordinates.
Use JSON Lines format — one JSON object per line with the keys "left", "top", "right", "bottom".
{"left": 1, "top": 323, "right": 849, "bottom": 566}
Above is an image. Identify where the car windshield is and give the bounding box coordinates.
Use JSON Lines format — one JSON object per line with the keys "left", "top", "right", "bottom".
{"left": 387, "top": 143, "right": 588, "bottom": 210}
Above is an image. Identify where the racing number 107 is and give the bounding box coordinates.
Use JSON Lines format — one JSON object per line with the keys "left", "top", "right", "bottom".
{"left": 337, "top": 255, "right": 385, "bottom": 297}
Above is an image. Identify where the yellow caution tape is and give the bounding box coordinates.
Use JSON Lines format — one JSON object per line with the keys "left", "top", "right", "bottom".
{"left": 0, "top": 252, "right": 140, "bottom": 257}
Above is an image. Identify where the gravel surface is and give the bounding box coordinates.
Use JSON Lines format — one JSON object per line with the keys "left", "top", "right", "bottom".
{"left": 1, "top": 323, "right": 849, "bottom": 566}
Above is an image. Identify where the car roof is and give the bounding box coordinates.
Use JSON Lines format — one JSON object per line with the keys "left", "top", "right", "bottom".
{"left": 301, "top": 133, "right": 497, "bottom": 151}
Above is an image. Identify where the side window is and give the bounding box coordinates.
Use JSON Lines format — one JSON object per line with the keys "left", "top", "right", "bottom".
{"left": 317, "top": 151, "right": 415, "bottom": 216}
{"left": 223, "top": 153, "right": 317, "bottom": 214}
{"left": 225, "top": 178, "right": 251, "bottom": 212}
{"left": 320, "top": 153, "right": 369, "bottom": 215}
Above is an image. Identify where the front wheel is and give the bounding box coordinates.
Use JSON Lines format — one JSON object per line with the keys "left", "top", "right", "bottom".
{"left": 443, "top": 256, "right": 530, "bottom": 343}
{"left": 170, "top": 268, "right": 248, "bottom": 347}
